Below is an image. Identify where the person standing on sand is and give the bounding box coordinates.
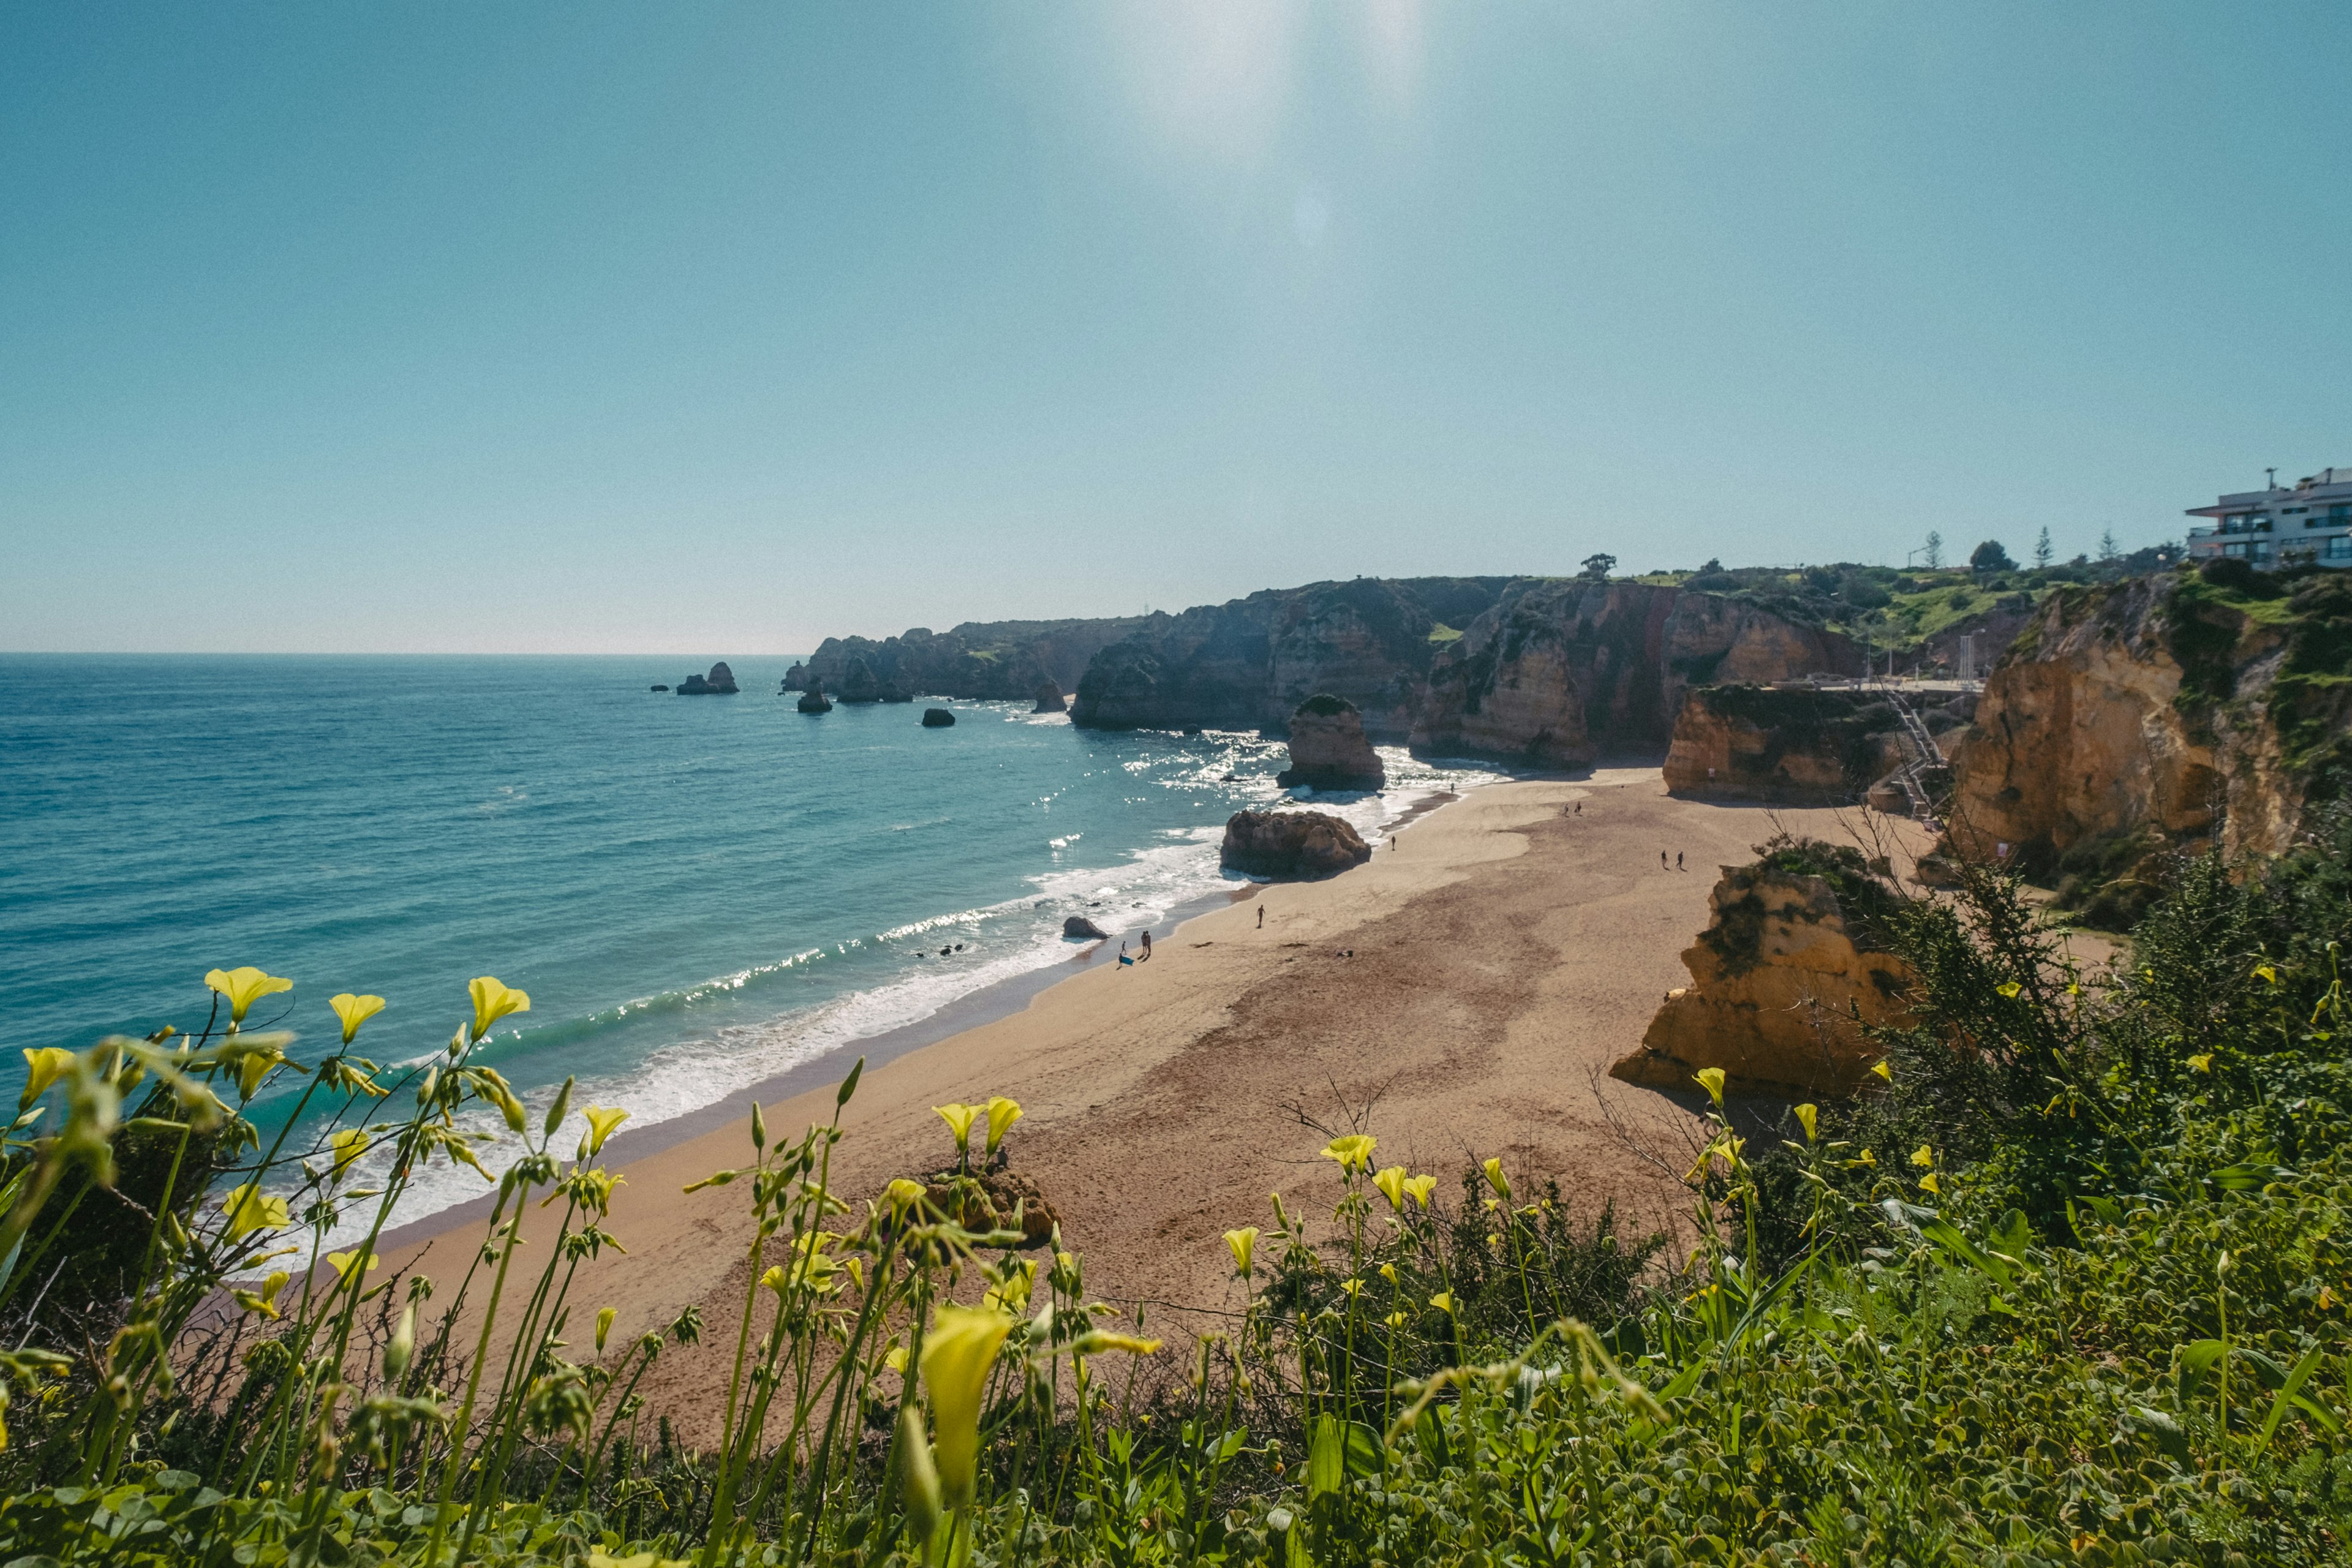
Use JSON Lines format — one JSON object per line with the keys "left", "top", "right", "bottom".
{"left": 1660, "top": 850, "right": 1669, "bottom": 870}
{"left": 1140, "top": 929, "right": 1152, "bottom": 960}
{"left": 1677, "top": 851, "right": 1684, "bottom": 871}
{"left": 1575, "top": 801, "right": 1582, "bottom": 815}
{"left": 1257, "top": 905, "right": 1265, "bottom": 929}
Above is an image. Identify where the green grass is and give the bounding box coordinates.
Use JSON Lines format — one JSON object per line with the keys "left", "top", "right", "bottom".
{"left": 1425, "top": 624, "right": 1464, "bottom": 644}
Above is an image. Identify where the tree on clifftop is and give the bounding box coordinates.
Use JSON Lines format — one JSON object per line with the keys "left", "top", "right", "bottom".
{"left": 1970, "top": 538, "right": 2015, "bottom": 574}
{"left": 1578, "top": 552, "right": 1616, "bottom": 582}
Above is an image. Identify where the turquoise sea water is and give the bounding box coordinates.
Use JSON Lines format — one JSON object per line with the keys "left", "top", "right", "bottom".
{"left": 0, "top": 654, "right": 1491, "bottom": 1232}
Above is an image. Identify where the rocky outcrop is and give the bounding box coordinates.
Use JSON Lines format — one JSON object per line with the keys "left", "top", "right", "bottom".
{"left": 1072, "top": 578, "right": 1516, "bottom": 737}
{"left": 1062, "top": 915, "right": 1110, "bottom": 940}
{"left": 1033, "top": 681, "right": 1067, "bottom": 714}
{"left": 650, "top": 684, "right": 669, "bottom": 692}
{"left": 1939, "top": 567, "right": 2350, "bottom": 878}
{"left": 797, "top": 687, "right": 832, "bottom": 714}
{"left": 1412, "top": 583, "right": 1863, "bottom": 766}
{"left": 1663, "top": 686, "right": 1915, "bottom": 804}
{"left": 834, "top": 656, "right": 911, "bottom": 704}
{"left": 676, "top": 662, "right": 739, "bottom": 695}
{"left": 799, "top": 617, "right": 1156, "bottom": 703}
{"left": 921, "top": 1168, "right": 1059, "bottom": 1250}
{"left": 1219, "top": 809, "right": 1373, "bottom": 879}
{"left": 1275, "top": 695, "right": 1387, "bottom": 791}
{"left": 921, "top": 707, "right": 956, "bottom": 728}
{"left": 781, "top": 662, "right": 809, "bottom": 691}
{"left": 1611, "top": 848, "right": 1911, "bottom": 1099}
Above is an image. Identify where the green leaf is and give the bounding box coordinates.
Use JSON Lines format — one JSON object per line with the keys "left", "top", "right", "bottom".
{"left": 2260, "top": 1345, "right": 2333, "bottom": 1449}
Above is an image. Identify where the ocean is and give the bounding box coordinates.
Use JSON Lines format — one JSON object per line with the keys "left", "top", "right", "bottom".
{"left": 0, "top": 654, "right": 1494, "bottom": 1235}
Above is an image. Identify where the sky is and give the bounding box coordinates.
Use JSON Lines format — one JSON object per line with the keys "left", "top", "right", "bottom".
{"left": 3, "top": 3, "right": 2347, "bottom": 655}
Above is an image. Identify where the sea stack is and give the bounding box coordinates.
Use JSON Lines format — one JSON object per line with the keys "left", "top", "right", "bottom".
{"left": 1275, "top": 694, "right": 1385, "bottom": 791}
{"left": 922, "top": 707, "right": 956, "bottom": 728}
{"left": 676, "top": 662, "right": 740, "bottom": 695}
{"left": 797, "top": 687, "right": 832, "bottom": 713}
{"left": 1033, "top": 680, "right": 1068, "bottom": 714}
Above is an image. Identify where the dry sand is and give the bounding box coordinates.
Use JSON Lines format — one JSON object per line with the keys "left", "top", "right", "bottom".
{"left": 384, "top": 769, "right": 1933, "bottom": 1441}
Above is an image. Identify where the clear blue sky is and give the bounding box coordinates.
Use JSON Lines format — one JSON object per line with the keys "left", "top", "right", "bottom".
{"left": 4, "top": 4, "right": 2345, "bottom": 654}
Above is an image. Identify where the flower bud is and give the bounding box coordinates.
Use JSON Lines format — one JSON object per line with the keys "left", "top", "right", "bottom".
{"left": 893, "top": 1401, "right": 944, "bottom": 1545}
{"left": 385, "top": 1303, "right": 415, "bottom": 1381}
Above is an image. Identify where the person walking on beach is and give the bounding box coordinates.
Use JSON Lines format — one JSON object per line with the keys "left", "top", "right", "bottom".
{"left": 1660, "top": 850, "right": 1669, "bottom": 871}
{"left": 1575, "top": 801, "right": 1582, "bottom": 815}
{"left": 1257, "top": 905, "right": 1265, "bottom": 929}
{"left": 1140, "top": 929, "right": 1152, "bottom": 960}
{"left": 1676, "top": 851, "right": 1684, "bottom": 871}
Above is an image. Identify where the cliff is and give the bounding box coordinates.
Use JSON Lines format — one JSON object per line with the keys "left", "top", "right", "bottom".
{"left": 1939, "top": 566, "right": 2352, "bottom": 903}
{"left": 1662, "top": 686, "right": 1913, "bottom": 804}
{"left": 1610, "top": 842, "right": 1910, "bottom": 1099}
{"left": 1410, "top": 582, "right": 1864, "bottom": 766}
{"left": 1071, "top": 577, "right": 1517, "bottom": 737}
{"left": 794, "top": 616, "right": 1155, "bottom": 702}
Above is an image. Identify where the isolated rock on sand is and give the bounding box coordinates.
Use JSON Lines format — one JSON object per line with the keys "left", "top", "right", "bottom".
{"left": 1033, "top": 680, "right": 1068, "bottom": 714}
{"left": 797, "top": 687, "right": 833, "bottom": 714}
{"left": 676, "top": 662, "right": 739, "bottom": 695}
{"left": 1610, "top": 853, "right": 1910, "bottom": 1099}
{"left": 1275, "top": 693, "right": 1387, "bottom": 791}
{"left": 922, "top": 1169, "right": 1060, "bottom": 1250}
{"left": 922, "top": 707, "right": 956, "bottom": 728}
{"left": 1219, "top": 809, "right": 1373, "bottom": 880}
{"left": 1062, "top": 915, "right": 1111, "bottom": 940}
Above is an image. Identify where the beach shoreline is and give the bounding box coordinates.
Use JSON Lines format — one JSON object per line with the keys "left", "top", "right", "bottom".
{"left": 381, "top": 767, "right": 1934, "bottom": 1439}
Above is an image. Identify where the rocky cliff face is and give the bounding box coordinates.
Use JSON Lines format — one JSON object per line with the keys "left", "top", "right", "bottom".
{"left": 1275, "top": 694, "right": 1386, "bottom": 790}
{"left": 1939, "top": 568, "right": 2350, "bottom": 876}
{"left": 1072, "top": 578, "right": 1515, "bottom": 737}
{"left": 799, "top": 616, "right": 1154, "bottom": 701}
{"left": 1664, "top": 686, "right": 1933, "bottom": 804}
{"left": 1411, "top": 582, "right": 1863, "bottom": 766}
{"left": 1610, "top": 848, "right": 1910, "bottom": 1099}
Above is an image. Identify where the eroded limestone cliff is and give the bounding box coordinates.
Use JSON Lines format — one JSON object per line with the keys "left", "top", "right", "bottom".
{"left": 1662, "top": 685, "right": 1974, "bottom": 805}
{"left": 1611, "top": 845, "right": 1910, "bottom": 1100}
{"left": 796, "top": 617, "right": 1154, "bottom": 702}
{"left": 1411, "top": 582, "right": 1863, "bottom": 766}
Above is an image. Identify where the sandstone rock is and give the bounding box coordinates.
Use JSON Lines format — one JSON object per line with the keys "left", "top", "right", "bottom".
{"left": 920, "top": 1169, "right": 1059, "bottom": 1250}
{"left": 921, "top": 707, "right": 956, "bottom": 728}
{"left": 1033, "top": 680, "right": 1068, "bottom": 714}
{"left": 1662, "top": 686, "right": 1909, "bottom": 804}
{"left": 1062, "top": 915, "right": 1111, "bottom": 940}
{"left": 797, "top": 688, "right": 833, "bottom": 714}
{"left": 1610, "top": 848, "right": 1911, "bottom": 1099}
{"left": 1219, "top": 809, "right": 1373, "bottom": 879}
{"left": 1412, "top": 584, "right": 1863, "bottom": 766}
{"left": 796, "top": 616, "right": 1150, "bottom": 704}
{"left": 1275, "top": 694, "right": 1387, "bottom": 790}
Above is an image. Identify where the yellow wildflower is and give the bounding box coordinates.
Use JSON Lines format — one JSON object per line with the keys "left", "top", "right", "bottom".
{"left": 206, "top": 966, "right": 292, "bottom": 1025}
{"left": 1321, "top": 1134, "right": 1377, "bottom": 1172}
{"left": 467, "top": 976, "right": 530, "bottom": 1042}
{"left": 328, "top": 992, "right": 385, "bottom": 1046}
{"left": 919, "top": 1304, "right": 1014, "bottom": 1509}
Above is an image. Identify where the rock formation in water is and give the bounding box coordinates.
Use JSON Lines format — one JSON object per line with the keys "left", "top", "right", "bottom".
{"left": 1663, "top": 686, "right": 1950, "bottom": 805}
{"left": 1072, "top": 578, "right": 1515, "bottom": 736}
{"left": 1938, "top": 566, "right": 2352, "bottom": 905}
{"left": 797, "top": 687, "right": 832, "bottom": 714}
{"left": 676, "top": 662, "right": 739, "bottom": 695}
{"left": 921, "top": 707, "right": 956, "bottom": 728}
{"left": 1061, "top": 915, "right": 1110, "bottom": 940}
{"left": 798, "top": 617, "right": 1156, "bottom": 703}
{"left": 834, "top": 656, "right": 911, "bottom": 704}
{"left": 1274, "top": 694, "right": 1387, "bottom": 790}
{"left": 1219, "top": 809, "right": 1374, "bottom": 879}
{"left": 1033, "top": 680, "right": 1067, "bottom": 714}
{"left": 1411, "top": 583, "right": 1863, "bottom": 766}
{"left": 1611, "top": 844, "right": 1910, "bottom": 1099}
{"left": 781, "top": 662, "right": 809, "bottom": 691}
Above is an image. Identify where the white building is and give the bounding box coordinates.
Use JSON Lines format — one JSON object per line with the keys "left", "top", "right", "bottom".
{"left": 2187, "top": 467, "right": 2352, "bottom": 569}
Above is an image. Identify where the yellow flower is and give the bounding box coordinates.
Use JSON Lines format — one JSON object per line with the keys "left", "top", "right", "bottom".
{"left": 1910, "top": 1145, "right": 1935, "bottom": 1169}
{"left": 1694, "top": 1067, "right": 1727, "bottom": 1107}
{"left": 1401, "top": 1173, "right": 1438, "bottom": 1209}
{"left": 1871, "top": 1059, "right": 1893, "bottom": 1082}
{"left": 2255, "top": 964, "right": 2278, "bottom": 985}
{"left": 1920, "top": 1172, "right": 1942, "bottom": 1195}
{"left": 588, "top": 1553, "right": 691, "bottom": 1568}
{"left": 933, "top": 1102, "right": 981, "bottom": 1158}
{"left": 2188, "top": 1054, "right": 2214, "bottom": 1073}
{"left": 1385, "top": 1310, "right": 1409, "bottom": 1329}
{"left": 1339, "top": 1277, "right": 1365, "bottom": 1297}
{"left": 1996, "top": 981, "right": 2022, "bottom": 999}
{"left": 984, "top": 1095, "right": 1023, "bottom": 1155}
{"left": 1379, "top": 1262, "right": 1398, "bottom": 1284}
{"left": 1428, "top": 1291, "right": 1455, "bottom": 1315}
{"left": 884, "top": 1343, "right": 910, "bottom": 1374}
{"left": 329, "top": 992, "right": 385, "bottom": 1046}
{"left": 596, "top": 1306, "right": 618, "bottom": 1354}
{"left": 919, "top": 1303, "right": 1015, "bottom": 1510}
{"left": 467, "top": 976, "right": 530, "bottom": 1042}
{"left": 18, "top": 1047, "right": 74, "bottom": 1111}
{"left": 1071, "top": 1330, "right": 1163, "bottom": 1357}
{"left": 885, "top": 1177, "right": 927, "bottom": 1218}
{"left": 1372, "top": 1165, "right": 1408, "bottom": 1210}
{"left": 1482, "top": 1157, "right": 1512, "bottom": 1202}
{"left": 1857, "top": 1148, "right": 1877, "bottom": 1167}
{"left": 1794, "top": 1103, "right": 1819, "bottom": 1142}
{"left": 581, "top": 1105, "right": 631, "bottom": 1154}
{"left": 1321, "top": 1134, "right": 1377, "bottom": 1172}
{"left": 981, "top": 1259, "right": 1036, "bottom": 1314}
{"left": 326, "top": 1248, "right": 379, "bottom": 1284}
{"left": 1224, "top": 1226, "right": 1260, "bottom": 1278}
{"left": 330, "top": 1128, "right": 371, "bottom": 1176}
{"left": 220, "top": 1183, "right": 290, "bottom": 1242}
{"left": 206, "top": 966, "right": 293, "bottom": 1025}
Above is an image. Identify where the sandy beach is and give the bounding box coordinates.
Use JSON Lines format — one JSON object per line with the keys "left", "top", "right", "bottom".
{"left": 385, "top": 769, "right": 1931, "bottom": 1441}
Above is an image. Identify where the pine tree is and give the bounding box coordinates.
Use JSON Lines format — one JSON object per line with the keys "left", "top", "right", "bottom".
{"left": 1924, "top": 531, "right": 1943, "bottom": 569}
{"left": 2098, "top": 527, "right": 2119, "bottom": 563}
{"left": 2034, "top": 526, "right": 2052, "bottom": 568}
